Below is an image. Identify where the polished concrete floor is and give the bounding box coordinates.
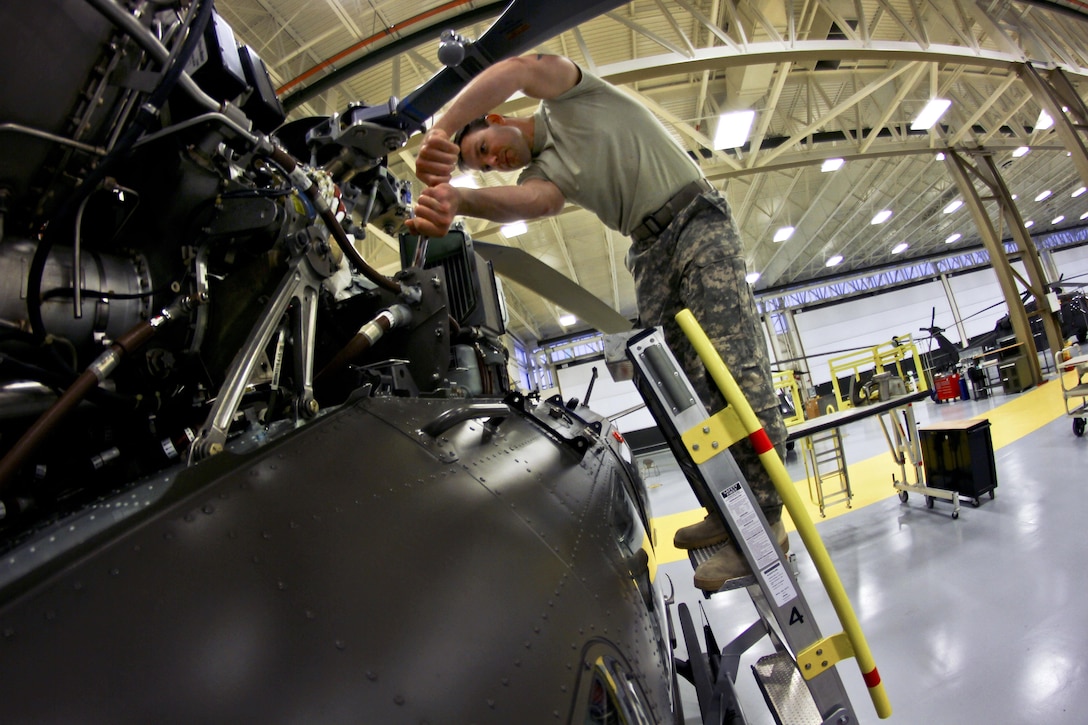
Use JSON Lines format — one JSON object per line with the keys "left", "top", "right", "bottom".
{"left": 642, "top": 371, "right": 1088, "bottom": 724}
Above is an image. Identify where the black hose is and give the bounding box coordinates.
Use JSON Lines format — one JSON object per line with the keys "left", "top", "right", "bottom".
{"left": 0, "top": 293, "right": 203, "bottom": 495}
{"left": 0, "top": 354, "right": 135, "bottom": 408}
{"left": 26, "top": 0, "right": 215, "bottom": 342}
{"left": 267, "top": 146, "right": 401, "bottom": 295}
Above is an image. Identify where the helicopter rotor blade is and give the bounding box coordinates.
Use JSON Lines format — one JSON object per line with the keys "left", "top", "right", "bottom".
{"left": 474, "top": 242, "right": 633, "bottom": 334}
{"left": 393, "top": 0, "right": 630, "bottom": 131}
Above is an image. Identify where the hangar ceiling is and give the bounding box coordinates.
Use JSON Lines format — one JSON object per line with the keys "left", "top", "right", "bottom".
{"left": 217, "top": 0, "right": 1088, "bottom": 344}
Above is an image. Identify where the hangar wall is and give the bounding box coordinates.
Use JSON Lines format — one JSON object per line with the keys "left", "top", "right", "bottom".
{"left": 795, "top": 248, "right": 1088, "bottom": 386}
{"left": 550, "top": 243, "right": 1088, "bottom": 424}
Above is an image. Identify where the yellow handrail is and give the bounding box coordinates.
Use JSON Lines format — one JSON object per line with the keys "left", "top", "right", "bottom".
{"left": 676, "top": 309, "right": 892, "bottom": 720}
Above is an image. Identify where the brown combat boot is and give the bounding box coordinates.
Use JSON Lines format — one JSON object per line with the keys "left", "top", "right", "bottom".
{"left": 673, "top": 513, "right": 729, "bottom": 549}
{"left": 693, "top": 520, "right": 789, "bottom": 592}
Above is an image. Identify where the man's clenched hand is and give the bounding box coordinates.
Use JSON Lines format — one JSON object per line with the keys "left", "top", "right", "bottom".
{"left": 405, "top": 183, "right": 460, "bottom": 238}
{"left": 413, "top": 128, "right": 459, "bottom": 187}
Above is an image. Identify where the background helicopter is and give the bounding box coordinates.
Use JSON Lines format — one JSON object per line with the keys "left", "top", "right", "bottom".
{"left": 989, "top": 274, "right": 1088, "bottom": 348}
{"left": 916, "top": 306, "right": 962, "bottom": 376}
{"left": 0, "top": 1, "right": 702, "bottom": 721}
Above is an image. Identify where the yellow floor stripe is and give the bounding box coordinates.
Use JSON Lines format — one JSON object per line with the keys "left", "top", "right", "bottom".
{"left": 652, "top": 372, "right": 1078, "bottom": 565}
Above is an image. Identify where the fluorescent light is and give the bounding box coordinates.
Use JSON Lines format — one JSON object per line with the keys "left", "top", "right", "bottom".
{"left": 1012, "top": 194, "right": 1018, "bottom": 200}
{"left": 773, "top": 226, "right": 795, "bottom": 242}
{"left": 1025, "top": 220, "right": 1034, "bottom": 228}
{"left": 558, "top": 313, "right": 577, "bottom": 327}
{"left": 935, "top": 152, "right": 946, "bottom": 161}
{"left": 826, "top": 254, "right": 843, "bottom": 267}
{"left": 1036, "top": 109, "right": 1054, "bottom": 130}
{"left": 450, "top": 175, "right": 478, "bottom": 188}
{"left": 1072, "top": 186, "right": 1086, "bottom": 198}
{"left": 945, "top": 233, "right": 962, "bottom": 244}
{"left": 1012, "top": 146, "right": 1030, "bottom": 157}
{"left": 943, "top": 199, "right": 963, "bottom": 214}
{"left": 1035, "top": 189, "right": 1052, "bottom": 202}
{"left": 910, "top": 98, "right": 951, "bottom": 130}
{"left": 1052, "top": 215, "right": 1065, "bottom": 224}
{"left": 871, "top": 209, "right": 893, "bottom": 225}
{"left": 1081, "top": 211, "right": 1088, "bottom": 220}
{"left": 713, "top": 110, "right": 755, "bottom": 150}
{"left": 745, "top": 271, "right": 761, "bottom": 284}
{"left": 500, "top": 221, "right": 527, "bottom": 237}
{"left": 892, "top": 242, "right": 909, "bottom": 254}
{"left": 821, "top": 158, "right": 844, "bottom": 172}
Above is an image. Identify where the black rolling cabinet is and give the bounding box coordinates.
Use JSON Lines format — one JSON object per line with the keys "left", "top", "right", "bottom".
{"left": 918, "top": 418, "right": 998, "bottom": 507}
{"left": 996, "top": 335, "right": 1033, "bottom": 394}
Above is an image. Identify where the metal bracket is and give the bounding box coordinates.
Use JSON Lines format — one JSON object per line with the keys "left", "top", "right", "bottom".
{"left": 681, "top": 406, "right": 748, "bottom": 464}
{"left": 797, "top": 632, "right": 855, "bottom": 681}
{"left": 190, "top": 250, "right": 329, "bottom": 461}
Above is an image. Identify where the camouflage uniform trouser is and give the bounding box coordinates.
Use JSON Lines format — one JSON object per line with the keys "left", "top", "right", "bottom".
{"left": 626, "top": 190, "right": 786, "bottom": 524}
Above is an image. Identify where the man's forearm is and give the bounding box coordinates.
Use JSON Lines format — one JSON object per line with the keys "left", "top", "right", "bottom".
{"left": 433, "top": 63, "right": 525, "bottom": 137}
{"left": 459, "top": 183, "right": 563, "bottom": 223}
{"left": 432, "top": 55, "right": 580, "bottom": 136}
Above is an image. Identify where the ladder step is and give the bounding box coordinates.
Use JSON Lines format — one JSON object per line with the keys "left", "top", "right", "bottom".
{"left": 752, "top": 651, "right": 823, "bottom": 725}
{"left": 687, "top": 542, "right": 755, "bottom": 592}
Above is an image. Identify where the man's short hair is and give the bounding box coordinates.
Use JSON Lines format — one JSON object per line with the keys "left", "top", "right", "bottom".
{"left": 453, "top": 116, "right": 490, "bottom": 171}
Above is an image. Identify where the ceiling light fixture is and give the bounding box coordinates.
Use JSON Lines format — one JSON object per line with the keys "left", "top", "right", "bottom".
{"left": 500, "top": 220, "right": 528, "bottom": 237}
{"left": 1012, "top": 146, "right": 1030, "bottom": 157}
{"left": 713, "top": 110, "right": 755, "bottom": 150}
{"left": 945, "top": 233, "right": 962, "bottom": 244}
{"left": 1072, "top": 186, "right": 1086, "bottom": 198}
{"left": 1035, "top": 109, "right": 1054, "bottom": 130}
{"left": 935, "top": 152, "right": 946, "bottom": 161}
{"left": 871, "top": 209, "right": 893, "bottom": 225}
{"left": 943, "top": 199, "right": 963, "bottom": 214}
{"left": 1052, "top": 215, "right": 1065, "bottom": 224}
{"left": 892, "top": 242, "right": 909, "bottom": 254}
{"left": 821, "top": 158, "right": 844, "bottom": 172}
{"left": 773, "top": 226, "right": 795, "bottom": 242}
{"left": 558, "top": 313, "right": 577, "bottom": 327}
{"left": 910, "top": 98, "right": 951, "bottom": 130}
{"left": 1035, "top": 189, "right": 1052, "bottom": 202}
{"left": 1025, "top": 220, "right": 1035, "bottom": 228}
{"left": 745, "top": 271, "right": 761, "bottom": 284}
{"left": 826, "top": 254, "right": 843, "bottom": 267}
{"left": 1081, "top": 211, "right": 1088, "bottom": 220}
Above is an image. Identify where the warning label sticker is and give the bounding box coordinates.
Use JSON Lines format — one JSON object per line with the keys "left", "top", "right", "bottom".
{"left": 720, "top": 482, "right": 797, "bottom": 608}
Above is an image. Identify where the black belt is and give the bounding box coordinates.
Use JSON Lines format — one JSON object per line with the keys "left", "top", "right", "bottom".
{"left": 630, "top": 178, "right": 714, "bottom": 243}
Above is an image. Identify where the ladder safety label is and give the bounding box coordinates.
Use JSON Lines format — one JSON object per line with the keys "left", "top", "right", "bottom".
{"left": 720, "top": 482, "right": 798, "bottom": 608}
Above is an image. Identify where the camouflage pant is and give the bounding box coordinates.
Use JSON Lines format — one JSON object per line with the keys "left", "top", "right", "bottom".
{"left": 626, "top": 191, "right": 785, "bottom": 523}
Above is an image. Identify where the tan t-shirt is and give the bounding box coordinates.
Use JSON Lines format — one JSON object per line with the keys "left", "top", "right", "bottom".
{"left": 518, "top": 67, "right": 702, "bottom": 236}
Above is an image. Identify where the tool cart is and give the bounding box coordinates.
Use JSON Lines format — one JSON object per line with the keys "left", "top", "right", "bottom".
{"left": 1060, "top": 353, "right": 1088, "bottom": 437}
{"left": 917, "top": 419, "right": 998, "bottom": 507}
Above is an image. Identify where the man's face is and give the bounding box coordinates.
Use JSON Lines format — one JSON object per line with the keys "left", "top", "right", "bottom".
{"left": 459, "top": 122, "right": 532, "bottom": 173}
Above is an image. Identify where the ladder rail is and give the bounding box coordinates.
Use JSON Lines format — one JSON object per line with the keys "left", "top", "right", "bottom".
{"left": 621, "top": 327, "right": 858, "bottom": 723}
{"left": 676, "top": 310, "right": 892, "bottom": 720}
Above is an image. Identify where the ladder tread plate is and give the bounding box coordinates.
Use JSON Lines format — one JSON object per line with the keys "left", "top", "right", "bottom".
{"left": 752, "top": 652, "right": 823, "bottom": 725}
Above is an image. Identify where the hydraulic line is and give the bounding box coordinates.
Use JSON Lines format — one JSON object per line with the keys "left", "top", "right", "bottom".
{"left": 316, "top": 304, "right": 412, "bottom": 381}
{"left": 27, "top": 0, "right": 216, "bottom": 342}
{"left": 0, "top": 293, "right": 206, "bottom": 496}
{"left": 267, "top": 146, "right": 402, "bottom": 295}
{"left": 83, "top": 0, "right": 219, "bottom": 113}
